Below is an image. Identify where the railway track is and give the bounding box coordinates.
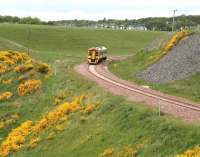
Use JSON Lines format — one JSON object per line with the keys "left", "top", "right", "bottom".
{"left": 83, "top": 60, "right": 200, "bottom": 122}
{"left": 89, "top": 65, "right": 200, "bottom": 112}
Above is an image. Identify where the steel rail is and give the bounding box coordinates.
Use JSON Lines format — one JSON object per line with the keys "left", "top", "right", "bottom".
{"left": 88, "top": 64, "right": 200, "bottom": 112}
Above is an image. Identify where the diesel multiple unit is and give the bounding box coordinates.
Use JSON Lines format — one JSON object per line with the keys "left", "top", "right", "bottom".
{"left": 87, "top": 46, "right": 107, "bottom": 64}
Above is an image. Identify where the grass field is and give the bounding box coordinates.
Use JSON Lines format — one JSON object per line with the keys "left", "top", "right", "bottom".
{"left": 0, "top": 23, "right": 164, "bottom": 61}
{"left": 0, "top": 24, "right": 200, "bottom": 157}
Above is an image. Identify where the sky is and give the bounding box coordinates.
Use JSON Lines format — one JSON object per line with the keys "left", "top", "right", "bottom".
{"left": 0, "top": 0, "right": 199, "bottom": 21}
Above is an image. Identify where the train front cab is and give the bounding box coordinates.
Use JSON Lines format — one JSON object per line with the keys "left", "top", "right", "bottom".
{"left": 87, "top": 48, "right": 99, "bottom": 65}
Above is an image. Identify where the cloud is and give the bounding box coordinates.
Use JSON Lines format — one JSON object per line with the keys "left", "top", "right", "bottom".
{"left": 0, "top": 0, "right": 199, "bottom": 20}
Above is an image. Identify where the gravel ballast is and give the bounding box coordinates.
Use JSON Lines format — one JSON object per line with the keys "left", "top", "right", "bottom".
{"left": 136, "top": 34, "right": 200, "bottom": 83}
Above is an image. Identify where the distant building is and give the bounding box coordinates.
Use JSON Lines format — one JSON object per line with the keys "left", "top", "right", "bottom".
{"left": 63, "top": 22, "right": 147, "bottom": 31}
{"left": 127, "top": 25, "right": 147, "bottom": 31}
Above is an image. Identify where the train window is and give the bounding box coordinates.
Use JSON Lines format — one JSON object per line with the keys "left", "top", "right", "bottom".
{"left": 89, "top": 50, "right": 94, "bottom": 55}
{"left": 89, "top": 49, "right": 98, "bottom": 56}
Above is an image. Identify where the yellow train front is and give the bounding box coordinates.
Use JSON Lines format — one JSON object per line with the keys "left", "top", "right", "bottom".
{"left": 87, "top": 46, "right": 107, "bottom": 65}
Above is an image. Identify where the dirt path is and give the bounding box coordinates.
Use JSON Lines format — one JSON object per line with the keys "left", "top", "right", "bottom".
{"left": 74, "top": 58, "right": 200, "bottom": 122}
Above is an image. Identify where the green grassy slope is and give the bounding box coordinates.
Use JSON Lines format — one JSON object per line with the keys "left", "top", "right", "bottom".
{"left": 0, "top": 24, "right": 164, "bottom": 60}
{"left": 0, "top": 24, "right": 200, "bottom": 157}
{"left": 0, "top": 37, "right": 26, "bottom": 51}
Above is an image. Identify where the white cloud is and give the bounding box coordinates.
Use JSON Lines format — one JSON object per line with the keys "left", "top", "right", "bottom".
{"left": 0, "top": 0, "right": 199, "bottom": 21}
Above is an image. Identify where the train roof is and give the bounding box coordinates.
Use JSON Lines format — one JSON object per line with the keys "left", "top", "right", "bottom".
{"left": 88, "top": 46, "right": 107, "bottom": 51}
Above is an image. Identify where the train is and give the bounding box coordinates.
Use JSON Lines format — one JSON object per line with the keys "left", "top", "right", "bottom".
{"left": 87, "top": 46, "right": 107, "bottom": 64}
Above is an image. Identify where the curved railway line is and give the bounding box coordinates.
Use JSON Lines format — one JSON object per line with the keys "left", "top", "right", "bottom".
{"left": 75, "top": 59, "right": 200, "bottom": 122}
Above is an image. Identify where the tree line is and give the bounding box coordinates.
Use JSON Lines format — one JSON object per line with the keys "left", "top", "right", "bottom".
{"left": 0, "top": 15, "right": 199, "bottom": 31}
{"left": 0, "top": 15, "right": 45, "bottom": 25}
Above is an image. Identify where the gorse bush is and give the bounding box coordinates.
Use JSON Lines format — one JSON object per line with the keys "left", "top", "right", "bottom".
{"left": 0, "top": 50, "right": 52, "bottom": 101}
{"left": 0, "top": 94, "right": 101, "bottom": 156}
{"left": 175, "top": 146, "right": 200, "bottom": 157}
{"left": 164, "top": 30, "right": 188, "bottom": 52}
{"left": 146, "top": 30, "right": 189, "bottom": 66}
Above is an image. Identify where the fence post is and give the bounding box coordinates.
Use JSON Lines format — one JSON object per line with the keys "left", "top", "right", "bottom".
{"left": 158, "top": 98, "right": 161, "bottom": 116}
{"left": 54, "top": 61, "right": 57, "bottom": 76}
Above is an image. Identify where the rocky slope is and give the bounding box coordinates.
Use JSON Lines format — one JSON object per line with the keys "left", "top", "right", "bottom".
{"left": 137, "top": 34, "right": 200, "bottom": 83}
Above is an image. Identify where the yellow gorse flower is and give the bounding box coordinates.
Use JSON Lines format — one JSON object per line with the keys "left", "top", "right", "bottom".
{"left": 0, "top": 94, "right": 98, "bottom": 156}
{"left": 47, "top": 132, "right": 56, "bottom": 140}
{"left": 82, "top": 104, "right": 96, "bottom": 114}
{"left": 0, "top": 92, "right": 13, "bottom": 101}
{"left": 2, "top": 79, "right": 12, "bottom": 85}
{"left": 164, "top": 30, "right": 188, "bottom": 52}
{"left": 27, "top": 137, "right": 41, "bottom": 149}
{"left": 175, "top": 146, "right": 200, "bottom": 157}
{"left": 0, "top": 50, "right": 52, "bottom": 101}
{"left": 14, "top": 63, "right": 34, "bottom": 73}
{"left": 97, "top": 142, "right": 146, "bottom": 157}
{"left": 32, "top": 101, "right": 80, "bottom": 132}
{"left": 0, "top": 120, "right": 33, "bottom": 156}
{"left": 147, "top": 30, "right": 188, "bottom": 65}
{"left": 98, "top": 148, "right": 114, "bottom": 157}
{"left": 17, "top": 80, "right": 42, "bottom": 96}
{"left": 0, "top": 64, "right": 7, "bottom": 74}
{"left": 0, "top": 113, "right": 20, "bottom": 130}
{"left": 36, "top": 62, "right": 51, "bottom": 74}
{"left": 0, "top": 51, "right": 30, "bottom": 65}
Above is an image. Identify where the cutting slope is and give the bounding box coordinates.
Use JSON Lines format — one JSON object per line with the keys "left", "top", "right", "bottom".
{"left": 137, "top": 34, "right": 200, "bottom": 83}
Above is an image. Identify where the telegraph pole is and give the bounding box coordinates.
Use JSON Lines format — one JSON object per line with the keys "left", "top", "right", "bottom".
{"left": 172, "top": 9, "right": 178, "bottom": 32}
